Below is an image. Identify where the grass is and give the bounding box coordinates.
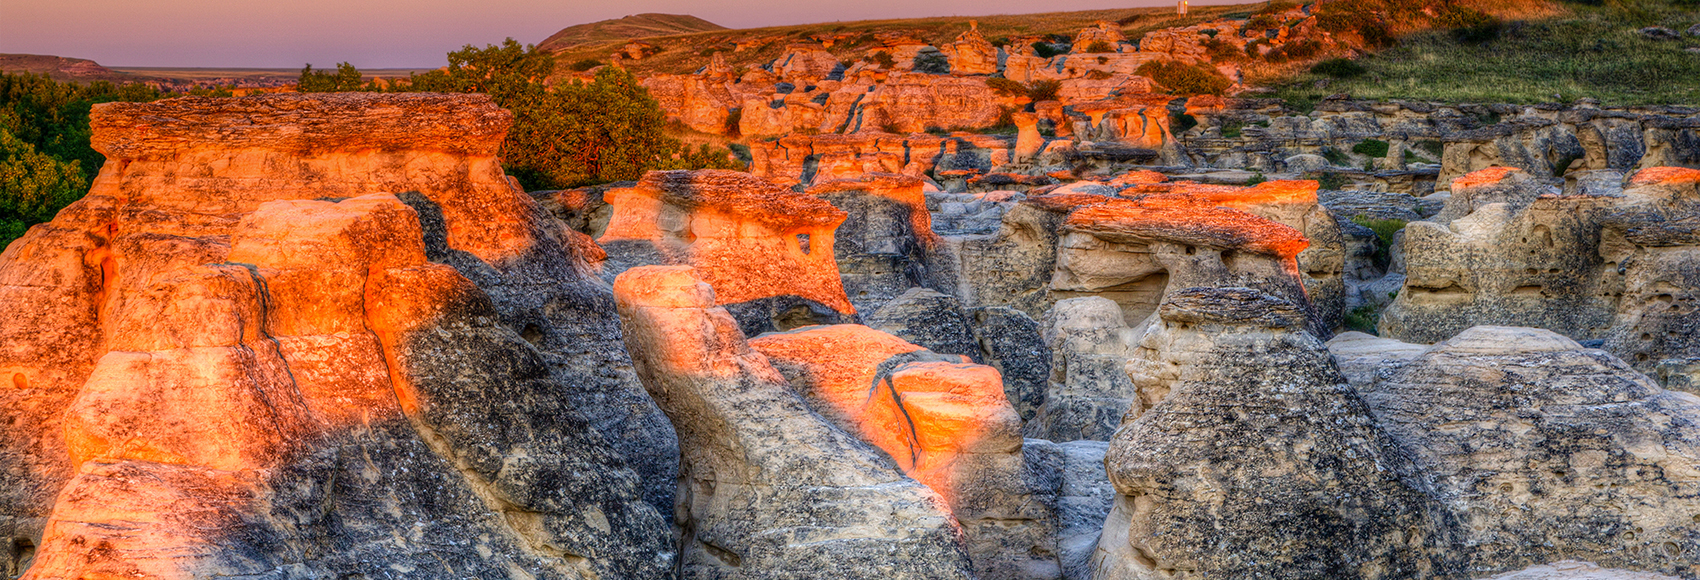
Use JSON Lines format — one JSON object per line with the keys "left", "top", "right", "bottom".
{"left": 1270, "top": 0, "right": 1700, "bottom": 106}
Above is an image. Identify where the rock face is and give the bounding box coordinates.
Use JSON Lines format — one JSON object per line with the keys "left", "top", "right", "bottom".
{"left": 1, "top": 93, "right": 673, "bottom": 579}
{"left": 748, "top": 324, "right": 1060, "bottom": 580}
{"left": 1360, "top": 326, "right": 1700, "bottom": 579}
{"left": 1028, "top": 297, "right": 1141, "bottom": 442}
{"left": 1095, "top": 287, "right": 1459, "bottom": 580}
{"left": 807, "top": 173, "right": 941, "bottom": 314}
{"left": 599, "top": 169, "right": 857, "bottom": 335}
{"left": 941, "top": 23, "right": 999, "bottom": 76}
{"left": 1381, "top": 167, "right": 1700, "bottom": 388}
{"left": 613, "top": 266, "right": 975, "bottom": 580}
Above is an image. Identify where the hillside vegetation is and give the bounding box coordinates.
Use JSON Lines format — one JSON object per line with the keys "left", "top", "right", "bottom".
{"left": 1271, "top": 0, "right": 1700, "bottom": 106}
{"left": 538, "top": 14, "right": 728, "bottom": 52}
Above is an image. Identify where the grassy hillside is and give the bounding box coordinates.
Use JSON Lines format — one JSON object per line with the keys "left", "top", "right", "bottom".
{"left": 538, "top": 14, "right": 728, "bottom": 52}
{"left": 1269, "top": 0, "right": 1700, "bottom": 106}
{"left": 544, "top": 5, "right": 1255, "bottom": 77}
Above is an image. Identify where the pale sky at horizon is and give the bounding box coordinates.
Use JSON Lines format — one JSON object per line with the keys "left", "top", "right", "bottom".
{"left": 1, "top": 0, "right": 1253, "bottom": 69}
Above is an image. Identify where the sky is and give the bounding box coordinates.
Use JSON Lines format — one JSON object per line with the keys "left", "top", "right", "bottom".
{"left": 1, "top": 0, "right": 1255, "bottom": 69}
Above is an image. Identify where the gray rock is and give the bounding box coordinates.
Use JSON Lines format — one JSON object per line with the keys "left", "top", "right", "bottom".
{"left": 1285, "top": 153, "right": 1332, "bottom": 173}
{"left": 1097, "top": 287, "right": 1460, "bottom": 580}
{"left": 1639, "top": 26, "right": 1681, "bottom": 41}
{"left": 866, "top": 287, "right": 985, "bottom": 362}
{"left": 1027, "top": 297, "right": 1141, "bottom": 442}
{"left": 970, "top": 306, "right": 1053, "bottom": 422}
{"left": 1361, "top": 326, "right": 1700, "bottom": 578}
{"left": 1053, "top": 440, "right": 1113, "bottom": 580}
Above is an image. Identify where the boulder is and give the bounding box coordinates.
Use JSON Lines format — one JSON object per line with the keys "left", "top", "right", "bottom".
{"left": 1095, "top": 287, "right": 1459, "bottom": 580}
{"left": 942, "top": 22, "right": 999, "bottom": 75}
{"left": 614, "top": 267, "right": 974, "bottom": 580}
{"left": 598, "top": 169, "right": 856, "bottom": 335}
{"left": 969, "top": 306, "right": 1053, "bottom": 422}
{"left": 1361, "top": 326, "right": 1700, "bottom": 578}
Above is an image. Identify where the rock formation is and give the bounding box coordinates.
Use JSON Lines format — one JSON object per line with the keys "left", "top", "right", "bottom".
{"left": 1095, "top": 287, "right": 1459, "bottom": 580}
{"left": 1381, "top": 167, "right": 1700, "bottom": 389}
{"left": 1358, "top": 326, "right": 1700, "bottom": 578}
{"left": 748, "top": 324, "right": 1059, "bottom": 580}
{"left": 613, "top": 266, "right": 974, "bottom": 579}
{"left": 598, "top": 169, "right": 857, "bottom": 335}
{"left": 1, "top": 93, "right": 673, "bottom": 579}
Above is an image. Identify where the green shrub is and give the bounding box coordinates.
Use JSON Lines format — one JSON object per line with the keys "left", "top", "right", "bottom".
{"left": 1221, "top": 120, "right": 1246, "bottom": 138}
{"left": 1440, "top": 6, "right": 1501, "bottom": 43}
{"left": 298, "top": 62, "right": 369, "bottom": 92}
{"left": 1322, "top": 147, "right": 1350, "bottom": 165}
{"left": 1311, "top": 58, "right": 1367, "bottom": 78}
{"left": 1309, "top": 171, "right": 1348, "bottom": 190}
{"left": 1085, "top": 69, "right": 1114, "bottom": 80}
{"left": 1136, "top": 61, "right": 1232, "bottom": 96}
{"left": 986, "top": 77, "right": 1027, "bottom": 96}
{"left": 1416, "top": 140, "right": 1445, "bottom": 157}
{"left": 1245, "top": 171, "right": 1267, "bottom": 186}
{"left": 1283, "top": 40, "right": 1323, "bottom": 60}
{"left": 867, "top": 51, "right": 897, "bottom": 68}
{"left": 568, "top": 58, "right": 604, "bottom": 72}
{"left": 1032, "top": 42, "right": 1067, "bottom": 59}
{"left": 1085, "top": 41, "right": 1115, "bottom": 53}
{"left": 1351, "top": 215, "right": 1408, "bottom": 269}
{"left": 0, "top": 124, "right": 88, "bottom": 250}
{"left": 1352, "top": 139, "right": 1390, "bottom": 158}
{"left": 1344, "top": 304, "right": 1382, "bottom": 334}
{"left": 1205, "top": 38, "right": 1245, "bottom": 62}
{"left": 1173, "top": 112, "right": 1199, "bottom": 133}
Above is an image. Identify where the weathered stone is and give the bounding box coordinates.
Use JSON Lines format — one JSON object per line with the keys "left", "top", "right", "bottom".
{"left": 808, "top": 174, "right": 940, "bottom": 314}
{"left": 598, "top": 169, "right": 856, "bottom": 335}
{"left": 866, "top": 287, "right": 985, "bottom": 362}
{"left": 969, "top": 306, "right": 1053, "bottom": 422}
{"left": 2, "top": 93, "right": 674, "bottom": 579}
{"left": 614, "top": 267, "right": 974, "bottom": 580}
{"left": 1361, "top": 325, "right": 1700, "bottom": 578}
{"left": 749, "top": 324, "right": 1059, "bottom": 580}
{"left": 1096, "top": 287, "right": 1460, "bottom": 580}
{"left": 1027, "top": 297, "right": 1141, "bottom": 442}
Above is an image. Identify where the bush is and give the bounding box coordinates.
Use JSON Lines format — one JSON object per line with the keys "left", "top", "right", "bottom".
{"left": 1136, "top": 61, "right": 1232, "bottom": 96}
{"left": 1026, "top": 80, "right": 1063, "bottom": 103}
{"left": 1311, "top": 58, "right": 1367, "bottom": 78}
{"left": 298, "top": 62, "right": 368, "bottom": 92}
{"left": 1245, "top": 171, "right": 1267, "bottom": 186}
{"left": 913, "top": 51, "right": 950, "bottom": 74}
{"left": 1085, "top": 41, "right": 1115, "bottom": 53}
{"left": 1282, "top": 40, "right": 1323, "bottom": 60}
{"left": 1352, "top": 139, "right": 1390, "bottom": 158}
{"left": 1032, "top": 42, "right": 1068, "bottom": 59}
{"left": 1172, "top": 112, "right": 1199, "bottom": 133}
{"left": 0, "top": 124, "right": 88, "bottom": 249}
{"left": 986, "top": 77, "right": 1027, "bottom": 97}
{"left": 1351, "top": 215, "right": 1407, "bottom": 269}
{"left": 866, "top": 51, "right": 897, "bottom": 68}
{"left": 568, "top": 58, "right": 604, "bottom": 71}
{"left": 1439, "top": 6, "right": 1501, "bottom": 43}
{"left": 1085, "top": 69, "right": 1114, "bottom": 80}
{"left": 1205, "top": 38, "right": 1245, "bottom": 61}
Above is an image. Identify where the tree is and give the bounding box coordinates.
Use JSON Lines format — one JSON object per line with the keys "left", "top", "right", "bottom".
{"left": 399, "top": 39, "right": 738, "bottom": 189}
{"left": 0, "top": 124, "right": 88, "bottom": 249}
{"left": 297, "top": 62, "right": 368, "bottom": 92}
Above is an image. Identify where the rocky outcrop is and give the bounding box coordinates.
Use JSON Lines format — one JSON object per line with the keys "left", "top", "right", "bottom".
{"left": 614, "top": 266, "right": 974, "bottom": 580}
{"left": 1381, "top": 167, "right": 1700, "bottom": 388}
{"left": 1359, "top": 326, "right": 1700, "bottom": 579}
{"left": 598, "top": 169, "right": 856, "bottom": 335}
{"left": 1028, "top": 297, "right": 1141, "bottom": 442}
{"left": 1, "top": 93, "right": 672, "bottom": 579}
{"left": 942, "top": 22, "right": 999, "bottom": 76}
{"left": 748, "top": 324, "right": 1058, "bottom": 580}
{"left": 807, "top": 173, "right": 940, "bottom": 313}
{"left": 1095, "top": 287, "right": 1459, "bottom": 580}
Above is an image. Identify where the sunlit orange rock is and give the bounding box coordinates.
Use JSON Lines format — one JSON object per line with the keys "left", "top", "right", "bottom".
{"left": 1629, "top": 165, "right": 1700, "bottom": 186}
{"left": 599, "top": 169, "right": 856, "bottom": 333}
{"left": 1, "top": 93, "right": 671, "bottom": 579}
{"left": 747, "top": 324, "right": 1054, "bottom": 580}
{"left": 612, "top": 266, "right": 975, "bottom": 579}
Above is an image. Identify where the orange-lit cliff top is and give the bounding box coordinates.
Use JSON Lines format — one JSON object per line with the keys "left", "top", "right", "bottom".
{"left": 1137, "top": 180, "right": 1321, "bottom": 207}
{"left": 1066, "top": 199, "right": 1310, "bottom": 259}
{"left": 90, "top": 93, "right": 511, "bottom": 159}
{"left": 1629, "top": 166, "right": 1700, "bottom": 186}
{"left": 629, "top": 169, "right": 847, "bottom": 228}
{"left": 1452, "top": 166, "right": 1523, "bottom": 190}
